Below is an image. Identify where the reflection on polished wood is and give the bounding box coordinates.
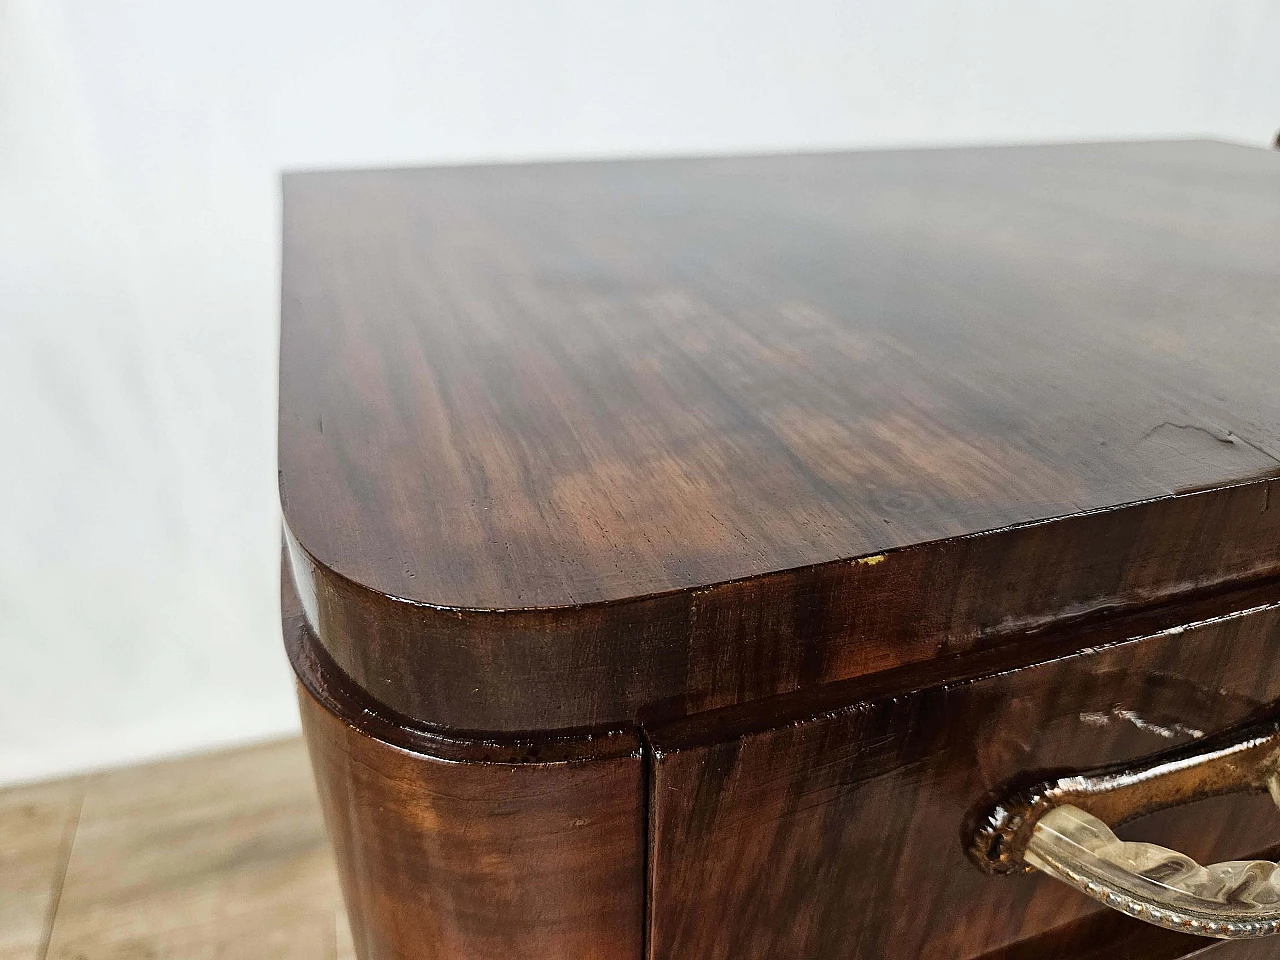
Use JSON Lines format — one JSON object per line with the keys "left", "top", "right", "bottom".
{"left": 286, "top": 578, "right": 646, "bottom": 960}
{"left": 277, "top": 141, "right": 1280, "bottom": 959}
{"left": 0, "top": 740, "right": 351, "bottom": 960}
{"left": 646, "top": 587, "right": 1280, "bottom": 960}
{"left": 281, "top": 140, "right": 1280, "bottom": 734}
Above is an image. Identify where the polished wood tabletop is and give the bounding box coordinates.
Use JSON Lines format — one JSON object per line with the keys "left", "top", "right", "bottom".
{"left": 279, "top": 141, "right": 1280, "bottom": 733}
{"left": 277, "top": 141, "right": 1280, "bottom": 960}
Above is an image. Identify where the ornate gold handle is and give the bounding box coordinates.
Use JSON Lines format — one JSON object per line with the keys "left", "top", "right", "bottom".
{"left": 970, "top": 714, "right": 1280, "bottom": 939}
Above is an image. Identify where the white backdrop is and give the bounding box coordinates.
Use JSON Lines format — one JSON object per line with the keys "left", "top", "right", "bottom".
{"left": 2, "top": 0, "right": 1278, "bottom": 785}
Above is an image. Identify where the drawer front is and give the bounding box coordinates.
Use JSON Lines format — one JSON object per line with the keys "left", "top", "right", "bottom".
{"left": 647, "top": 599, "right": 1280, "bottom": 960}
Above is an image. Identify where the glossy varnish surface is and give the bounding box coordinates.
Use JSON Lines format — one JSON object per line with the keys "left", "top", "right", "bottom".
{"left": 300, "top": 690, "right": 645, "bottom": 960}
{"left": 280, "top": 141, "right": 1280, "bottom": 732}
{"left": 646, "top": 585, "right": 1280, "bottom": 960}
{"left": 284, "top": 575, "right": 645, "bottom": 960}
{"left": 282, "top": 140, "right": 1280, "bottom": 611}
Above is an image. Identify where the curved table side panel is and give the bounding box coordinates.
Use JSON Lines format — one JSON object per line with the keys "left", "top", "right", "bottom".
{"left": 298, "top": 686, "right": 645, "bottom": 960}
{"left": 285, "top": 560, "right": 646, "bottom": 960}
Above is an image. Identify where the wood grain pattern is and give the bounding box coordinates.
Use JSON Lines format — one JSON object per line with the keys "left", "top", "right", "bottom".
{"left": 41, "top": 740, "right": 343, "bottom": 960}
{"left": 5, "top": 746, "right": 1263, "bottom": 960}
{"left": 301, "top": 689, "right": 645, "bottom": 960}
{"left": 970, "top": 911, "right": 1279, "bottom": 960}
{"left": 646, "top": 584, "right": 1280, "bottom": 960}
{"left": 279, "top": 141, "right": 1280, "bottom": 959}
{"left": 0, "top": 778, "right": 82, "bottom": 960}
{"left": 280, "top": 140, "right": 1280, "bottom": 733}
{"left": 288, "top": 480, "right": 1280, "bottom": 733}
{"left": 1188, "top": 941, "right": 1280, "bottom": 959}
{"left": 57, "top": 907, "right": 340, "bottom": 960}
{"left": 287, "top": 578, "right": 645, "bottom": 960}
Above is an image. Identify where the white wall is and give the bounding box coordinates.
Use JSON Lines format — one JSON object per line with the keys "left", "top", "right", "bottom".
{"left": 2, "top": 0, "right": 1278, "bottom": 785}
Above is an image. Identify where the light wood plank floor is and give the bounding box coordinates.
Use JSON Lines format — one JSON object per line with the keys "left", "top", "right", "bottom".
{"left": 0, "top": 738, "right": 354, "bottom": 960}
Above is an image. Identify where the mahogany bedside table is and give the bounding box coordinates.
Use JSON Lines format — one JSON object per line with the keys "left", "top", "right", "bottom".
{"left": 278, "top": 141, "right": 1280, "bottom": 960}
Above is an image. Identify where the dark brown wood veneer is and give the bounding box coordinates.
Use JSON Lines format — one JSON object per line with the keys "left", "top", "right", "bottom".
{"left": 645, "top": 593, "right": 1280, "bottom": 960}
{"left": 280, "top": 140, "right": 1280, "bottom": 960}
{"left": 281, "top": 140, "right": 1280, "bottom": 735}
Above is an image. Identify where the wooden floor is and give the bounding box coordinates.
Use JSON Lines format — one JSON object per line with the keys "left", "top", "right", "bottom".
{"left": 0, "top": 738, "right": 353, "bottom": 960}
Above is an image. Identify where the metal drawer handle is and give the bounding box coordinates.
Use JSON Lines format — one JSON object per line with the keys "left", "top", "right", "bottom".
{"left": 970, "top": 714, "right": 1280, "bottom": 939}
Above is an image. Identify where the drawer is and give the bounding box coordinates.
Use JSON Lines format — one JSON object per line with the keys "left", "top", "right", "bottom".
{"left": 646, "top": 592, "right": 1280, "bottom": 960}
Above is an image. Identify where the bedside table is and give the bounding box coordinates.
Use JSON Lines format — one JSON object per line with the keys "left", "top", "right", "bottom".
{"left": 279, "top": 141, "right": 1280, "bottom": 960}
